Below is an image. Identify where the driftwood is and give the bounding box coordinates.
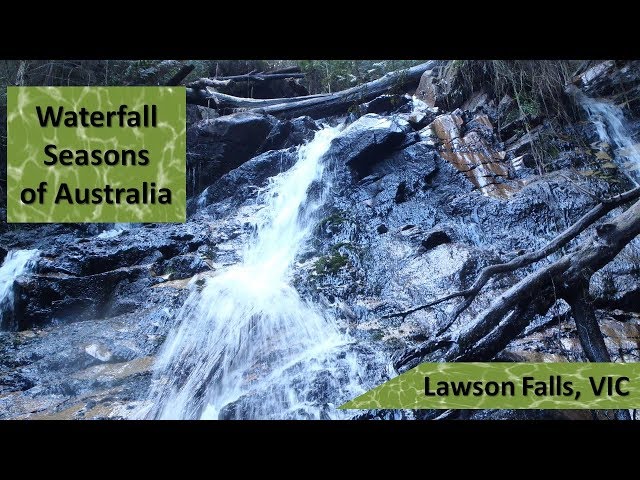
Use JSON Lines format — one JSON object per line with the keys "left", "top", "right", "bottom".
{"left": 263, "top": 66, "right": 302, "bottom": 75}
{"left": 393, "top": 192, "right": 640, "bottom": 382}
{"left": 186, "top": 61, "right": 439, "bottom": 119}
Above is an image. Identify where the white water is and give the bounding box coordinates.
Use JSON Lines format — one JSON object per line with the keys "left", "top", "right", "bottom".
{"left": 147, "top": 127, "right": 365, "bottom": 419}
{"left": 0, "top": 249, "right": 39, "bottom": 328}
{"left": 579, "top": 95, "right": 640, "bottom": 185}
{"left": 97, "top": 223, "right": 132, "bottom": 239}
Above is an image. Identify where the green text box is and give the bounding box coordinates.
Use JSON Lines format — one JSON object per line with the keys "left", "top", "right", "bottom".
{"left": 7, "top": 86, "right": 185, "bottom": 223}
{"left": 341, "top": 362, "right": 640, "bottom": 409}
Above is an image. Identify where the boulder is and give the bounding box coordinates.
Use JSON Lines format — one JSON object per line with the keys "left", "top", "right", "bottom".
{"left": 198, "top": 148, "right": 298, "bottom": 207}
{"left": 327, "top": 113, "right": 412, "bottom": 177}
{"left": 186, "top": 112, "right": 279, "bottom": 196}
{"left": 361, "top": 95, "right": 410, "bottom": 115}
{"left": 157, "top": 254, "right": 209, "bottom": 281}
{"left": 260, "top": 116, "right": 319, "bottom": 152}
{"left": 414, "top": 71, "right": 438, "bottom": 107}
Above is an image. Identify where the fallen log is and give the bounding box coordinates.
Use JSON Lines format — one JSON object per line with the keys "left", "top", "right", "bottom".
{"left": 215, "top": 72, "right": 305, "bottom": 82}
{"left": 263, "top": 66, "right": 301, "bottom": 75}
{"left": 165, "top": 64, "right": 195, "bottom": 86}
{"left": 186, "top": 88, "right": 328, "bottom": 110}
{"left": 186, "top": 61, "right": 440, "bottom": 119}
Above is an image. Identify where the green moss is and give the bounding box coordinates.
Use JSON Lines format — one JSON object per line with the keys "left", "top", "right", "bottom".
{"left": 319, "top": 212, "right": 348, "bottom": 230}
{"left": 314, "top": 253, "right": 348, "bottom": 275}
{"left": 515, "top": 92, "right": 541, "bottom": 118}
{"left": 370, "top": 329, "right": 385, "bottom": 341}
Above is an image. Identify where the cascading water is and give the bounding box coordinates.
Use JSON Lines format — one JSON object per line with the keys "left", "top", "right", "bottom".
{"left": 578, "top": 93, "right": 640, "bottom": 185}
{"left": 146, "top": 127, "right": 366, "bottom": 419}
{"left": 0, "top": 249, "right": 39, "bottom": 329}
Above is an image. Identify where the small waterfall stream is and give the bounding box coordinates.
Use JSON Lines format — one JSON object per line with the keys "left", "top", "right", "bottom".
{"left": 578, "top": 94, "right": 640, "bottom": 185}
{"left": 147, "top": 127, "right": 366, "bottom": 419}
{"left": 0, "top": 249, "right": 39, "bottom": 329}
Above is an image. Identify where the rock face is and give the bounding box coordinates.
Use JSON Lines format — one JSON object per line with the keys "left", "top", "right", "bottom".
{"left": 2, "top": 63, "right": 640, "bottom": 420}
{"left": 429, "top": 112, "right": 523, "bottom": 198}
{"left": 187, "top": 112, "right": 279, "bottom": 197}
{"left": 415, "top": 71, "right": 438, "bottom": 107}
{"left": 186, "top": 113, "right": 320, "bottom": 199}
{"left": 328, "top": 113, "right": 412, "bottom": 177}
{"left": 197, "top": 148, "right": 299, "bottom": 210}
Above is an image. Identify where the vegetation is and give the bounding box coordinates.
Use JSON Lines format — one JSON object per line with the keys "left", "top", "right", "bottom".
{"left": 445, "top": 60, "right": 577, "bottom": 119}
{"left": 314, "top": 251, "right": 349, "bottom": 275}
{"left": 295, "top": 60, "right": 424, "bottom": 94}
{"left": 443, "top": 60, "right": 583, "bottom": 175}
{"left": 313, "top": 242, "right": 356, "bottom": 275}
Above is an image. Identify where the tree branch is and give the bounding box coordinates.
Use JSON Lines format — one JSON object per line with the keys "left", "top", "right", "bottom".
{"left": 394, "top": 194, "right": 640, "bottom": 372}
{"left": 165, "top": 64, "right": 195, "bottom": 86}
{"left": 384, "top": 186, "right": 640, "bottom": 335}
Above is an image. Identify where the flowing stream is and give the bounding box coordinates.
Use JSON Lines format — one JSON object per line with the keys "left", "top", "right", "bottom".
{"left": 147, "top": 127, "right": 366, "bottom": 419}
{"left": 0, "top": 249, "right": 39, "bottom": 329}
{"left": 578, "top": 94, "right": 640, "bottom": 185}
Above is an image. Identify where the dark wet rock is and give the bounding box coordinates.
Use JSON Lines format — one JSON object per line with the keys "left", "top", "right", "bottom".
{"left": 13, "top": 266, "right": 149, "bottom": 328}
{"left": 0, "top": 246, "right": 7, "bottom": 263}
{"left": 197, "top": 148, "right": 298, "bottom": 209}
{"left": 186, "top": 104, "right": 218, "bottom": 126}
{"left": 261, "top": 116, "right": 320, "bottom": 152}
{"left": 186, "top": 104, "right": 202, "bottom": 125}
{"left": 361, "top": 95, "right": 410, "bottom": 115}
{"left": 394, "top": 181, "right": 410, "bottom": 203}
{"left": 3, "top": 223, "right": 208, "bottom": 330}
{"left": 187, "top": 112, "right": 279, "bottom": 196}
{"left": 35, "top": 225, "right": 207, "bottom": 278}
{"left": 591, "top": 238, "right": 640, "bottom": 312}
{"left": 420, "top": 229, "right": 452, "bottom": 251}
{"left": 377, "top": 225, "right": 388, "bottom": 234}
{"left": 157, "top": 254, "right": 209, "bottom": 281}
{"left": 327, "top": 113, "right": 412, "bottom": 177}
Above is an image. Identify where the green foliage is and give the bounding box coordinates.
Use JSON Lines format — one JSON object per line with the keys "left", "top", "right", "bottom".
{"left": 314, "top": 252, "right": 349, "bottom": 275}
{"left": 295, "top": 60, "right": 424, "bottom": 94}
{"left": 445, "top": 60, "right": 576, "bottom": 119}
{"left": 443, "top": 60, "right": 581, "bottom": 174}
{"left": 515, "top": 91, "right": 542, "bottom": 118}
{"left": 319, "top": 211, "right": 348, "bottom": 229}
{"left": 313, "top": 242, "right": 355, "bottom": 275}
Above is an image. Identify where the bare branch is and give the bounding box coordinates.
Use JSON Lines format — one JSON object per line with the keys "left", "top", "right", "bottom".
{"left": 394, "top": 194, "right": 640, "bottom": 371}
{"left": 384, "top": 186, "right": 640, "bottom": 332}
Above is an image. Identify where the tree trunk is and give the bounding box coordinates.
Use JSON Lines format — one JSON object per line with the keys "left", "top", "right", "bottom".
{"left": 165, "top": 64, "right": 195, "bottom": 86}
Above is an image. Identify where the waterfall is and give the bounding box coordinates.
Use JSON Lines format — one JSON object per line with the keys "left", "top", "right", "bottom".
{"left": 146, "top": 127, "right": 365, "bottom": 419}
{"left": 0, "top": 249, "right": 39, "bottom": 329}
{"left": 578, "top": 94, "right": 640, "bottom": 185}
